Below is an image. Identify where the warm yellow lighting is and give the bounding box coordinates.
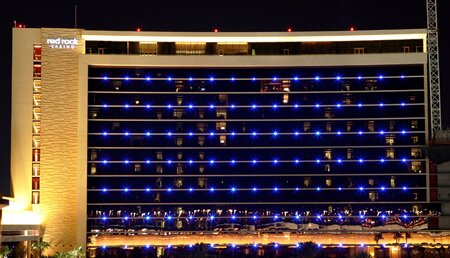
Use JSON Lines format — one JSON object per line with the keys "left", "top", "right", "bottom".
{"left": 82, "top": 29, "right": 426, "bottom": 43}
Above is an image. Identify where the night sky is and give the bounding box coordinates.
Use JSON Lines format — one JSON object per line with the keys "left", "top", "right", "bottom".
{"left": 0, "top": 0, "right": 449, "bottom": 196}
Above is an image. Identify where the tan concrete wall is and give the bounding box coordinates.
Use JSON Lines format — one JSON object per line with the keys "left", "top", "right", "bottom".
{"left": 11, "top": 28, "right": 41, "bottom": 211}
{"left": 40, "top": 28, "right": 84, "bottom": 254}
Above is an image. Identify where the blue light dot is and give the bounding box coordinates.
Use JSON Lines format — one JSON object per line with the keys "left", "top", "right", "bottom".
{"left": 252, "top": 187, "right": 257, "bottom": 192}
{"left": 124, "top": 160, "right": 129, "bottom": 164}
{"left": 379, "top": 75, "right": 384, "bottom": 80}
{"left": 167, "top": 160, "right": 172, "bottom": 164}
{"left": 253, "top": 215, "right": 257, "bottom": 220}
{"left": 294, "top": 76, "right": 299, "bottom": 81}
{"left": 146, "top": 160, "right": 150, "bottom": 164}
{"left": 295, "top": 243, "right": 300, "bottom": 248}
{"left": 167, "top": 77, "right": 172, "bottom": 81}
{"left": 167, "top": 244, "right": 172, "bottom": 248}
{"left": 209, "top": 77, "right": 214, "bottom": 81}
{"left": 231, "top": 104, "right": 235, "bottom": 109}
{"left": 103, "top": 76, "right": 108, "bottom": 80}
{"left": 338, "top": 215, "right": 342, "bottom": 219}
{"left": 146, "top": 244, "right": 150, "bottom": 248}
{"left": 294, "top": 131, "right": 299, "bottom": 136}
{"left": 231, "top": 159, "right": 236, "bottom": 164}
{"left": 102, "top": 216, "right": 107, "bottom": 221}
{"left": 358, "top": 131, "right": 363, "bottom": 135}
{"left": 402, "top": 158, "right": 407, "bottom": 162}
{"left": 274, "top": 187, "right": 279, "bottom": 191}
{"left": 294, "top": 104, "right": 299, "bottom": 108}
{"left": 382, "top": 215, "right": 386, "bottom": 219}
{"left": 252, "top": 77, "right": 256, "bottom": 81}
{"left": 210, "top": 244, "right": 214, "bottom": 248}
{"left": 274, "top": 243, "right": 279, "bottom": 248}
{"left": 209, "top": 104, "right": 215, "bottom": 109}
{"left": 124, "top": 216, "right": 129, "bottom": 220}
{"left": 124, "top": 77, "right": 129, "bottom": 81}
{"left": 336, "top": 104, "right": 341, "bottom": 108}
{"left": 252, "top": 104, "right": 257, "bottom": 109}
{"left": 146, "top": 132, "right": 151, "bottom": 136}
{"left": 358, "top": 76, "right": 362, "bottom": 80}
{"left": 379, "top": 103, "right": 384, "bottom": 107}
{"left": 231, "top": 215, "right": 236, "bottom": 219}
{"left": 189, "top": 160, "right": 193, "bottom": 164}
{"left": 124, "top": 104, "right": 129, "bottom": 108}
{"left": 273, "top": 104, "right": 278, "bottom": 109}
{"left": 295, "top": 159, "right": 300, "bottom": 164}
{"left": 337, "top": 131, "right": 342, "bottom": 135}
{"left": 253, "top": 243, "right": 258, "bottom": 248}
{"left": 315, "top": 104, "right": 320, "bottom": 108}
{"left": 336, "top": 76, "right": 341, "bottom": 80}
{"left": 146, "top": 216, "right": 150, "bottom": 220}
{"left": 358, "top": 103, "right": 363, "bottom": 108}
{"left": 274, "top": 215, "right": 279, "bottom": 219}
{"left": 315, "top": 131, "right": 320, "bottom": 136}
{"left": 401, "top": 102, "right": 405, "bottom": 107}
{"left": 273, "top": 77, "right": 277, "bottom": 81}
{"left": 103, "top": 160, "right": 108, "bottom": 164}
{"left": 189, "top": 132, "right": 193, "bottom": 136}
{"left": 296, "top": 215, "right": 300, "bottom": 219}
{"left": 189, "top": 215, "right": 193, "bottom": 220}
{"left": 403, "top": 186, "right": 407, "bottom": 191}
{"left": 167, "top": 188, "right": 172, "bottom": 192}
{"left": 209, "top": 160, "right": 215, "bottom": 164}
{"left": 403, "top": 214, "right": 408, "bottom": 219}
{"left": 146, "top": 104, "right": 151, "bottom": 109}
{"left": 380, "top": 131, "right": 385, "bottom": 135}
{"left": 361, "top": 243, "right": 365, "bottom": 247}
{"left": 103, "top": 104, "right": 108, "bottom": 108}
{"left": 232, "top": 244, "right": 236, "bottom": 248}
{"left": 316, "top": 187, "right": 321, "bottom": 191}
{"left": 337, "top": 159, "right": 342, "bottom": 163}
{"left": 188, "top": 104, "right": 193, "bottom": 109}
{"left": 167, "top": 132, "right": 172, "bottom": 136}
{"left": 231, "top": 132, "right": 236, "bottom": 136}
{"left": 338, "top": 187, "right": 342, "bottom": 191}
{"left": 339, "top": 243, "right": 343, "bottom": 247}
{"left": 359, "top": 215, "right": 364, "bottom": 219}
{"left": 231, "top": 77, "right": 235, "bottom": 81}
{"left": 401, "top": 75, "right": 405, "bottom": 79}
{"left": 167, "top": 104, "right": 172, "bottom": 109}
{"left": 273, "top": 159, "right": 278, "bottom": 164}
{"left": 188, "top": 77, "right": 193, "bottom": 81}
{"left": 381, "top": 187, "right": 385, "bottom": 191}
{"left": 273, "top": 131, "right": 278, "bottom": 136}
{"left": 210, "top": 187, "right": 215, "bottom": 192}
{"left": 102, "top": 245, "right": 106, "bottom": 249}
{"left": 210, "top": 215, "right": 215, "bottom": 220}
{"left": 401, "top": 130, "right": 406, "bottom": 134}
{"left": 102, "top": 188, "right": 107, "bottom": 192}
{"left": 316, "top": 159, "right": 321, "bottom": 163}
{"left": 124, "top": 131, "right": 129, "bottom": 136}
{"left": 210, "top": 132, "right": 215, "bottom": 136}
{"left": 295, "top": 187, "right": 299, "bottom": 191}
{"left": 189, "top": 188, "right": 193, "bottom": 192}
{"left": 231, "top": 187, "right": 236, "bottom": 192}
{"left": 252, "top": 132, "right": 257, "bottom": 136}
{"left": 252, "top": 159, "right": 257, "bottom": 164}
{"left": 146, "top": 188, "right": 150, "bottom": 192}
{"left": 146, "top": 77, "right": 151, "bottom": 81}
{"left": 359, "top": 187, "right": 364, "bottom": 191}
{"left": 315, "top": 76, "right": 320, "bottom": 81}
{"left": 167, "top": 215, "right": 172, "bottom": 220}
{"left": 380, "top": 158, "right": 385, "bottom": 163}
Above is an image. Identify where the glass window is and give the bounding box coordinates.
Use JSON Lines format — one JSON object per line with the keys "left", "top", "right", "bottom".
{"left": 217, "top": 43, "right": 248, "bottom": 55}
{"left": 175, "top": 42, "right": 206, "bottom": 55}
{"left": 139, "top": 42, "right": 158, "bottom": 55}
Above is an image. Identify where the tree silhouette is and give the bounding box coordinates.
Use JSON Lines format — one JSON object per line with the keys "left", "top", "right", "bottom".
{"left": 393, "top": 232, "right": 403, "bottom": 244}
{"left": 298, "top": 241, "right": 320, "bottom": 258}
{"left": 374, "top": 233, "right": 384, "bottom": 244}
{"left": 353, "top": 251, "right": 373, "bottom": 258}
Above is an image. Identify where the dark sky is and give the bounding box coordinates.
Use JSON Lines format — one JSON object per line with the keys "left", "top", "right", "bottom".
{"left": 0, "top": 0, "right": 449, "bottom": 196}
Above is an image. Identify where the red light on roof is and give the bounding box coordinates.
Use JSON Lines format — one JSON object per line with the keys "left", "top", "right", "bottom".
{"left": 18, "top": 24, "right": 23, "bottom": 28}
{"left": 213, "top": 28, "right": 219, "bottom": 33}
{"left": 136, "top": 27, "right": 141, "bottom": 32}
{"left": 287, "top": 28, "right": 292, "bottom": 32}
{"left": 350, "top": 27, "right": 355, "bottom": 31}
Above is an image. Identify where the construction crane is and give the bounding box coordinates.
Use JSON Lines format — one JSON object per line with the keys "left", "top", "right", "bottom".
{"left": 427, "top": 0, "right": 442, "bottom": 136}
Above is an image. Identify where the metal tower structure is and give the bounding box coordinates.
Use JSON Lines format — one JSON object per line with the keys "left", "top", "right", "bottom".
{"left": 427, "top": 0, "right": 442, "bottom": 136}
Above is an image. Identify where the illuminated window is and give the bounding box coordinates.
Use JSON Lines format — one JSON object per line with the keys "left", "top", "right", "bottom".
{"left": 411, "top": 161, "right": 422, "bottom": 173}
{"left": 175, "top": 42, "right": 206, "bottom": 55}
{"left": 367, "top": 121, "right": 375, "bottom": 132}
{"left": 303, "top": 122, "right": 311, "bottom": 132}
{"left": 198, "top": 178, "right": 207, "bottom": 188}
{"left": 175, "top": 178, "right": 183, "bottom": 188}
{"left": 176, "top": 137, "right": 183, "bottom": 146}
{"left": 389, "top": 121, "right": 396, "bottom": 131}
{"left": 324, "top": 149, "right": 332, "bottom": 160}
{"left": 156, "top": 178, "right": 163, "bottom": 188}
{"left": 32, "top": 164, "right": 40, "bottom": 176}
{"left": 197, "top": 122, "right": 206, "bottom": 132}
{"left": 32, "top": 177, "right": 40, "bottom": 190}
{"left": 354, "top": 48, "right": 365, "bottom": 54}
{"left": 134, "top": 164, "right": 141, "bottom": 172}
{"left": 324, "top": 164, "right": 331, "bottom": 172}
{"left": 199, "top": 152, "right": 205, "bottom": 160}
{"left": 176, "top": 164, "right": 184, "bottom": 174}
{"left": 197, "top": 136, "right": 205, "bottom": 146}
{"left": 325, "top": 178, "right": 332, "bottom": 187}
{"left": 32, "top": 191, "right": 40, "bottom": 204}
{"left": 156, "top": 165, "right": 163, "bottom": 174}
{"left": 139, "top": 42, "right": 157, "bottom": 55}
{"left": 216, "top": 122, "right": 226, "bottom": 131}
{"left": 326, "top": 122, "right": 332, "bottom": 132}
{"left": 408, "top": 96, "right": 417, "bottom": 103}
{"left": 156, "top": 152, "right": 163, "bottom": 160}
{"left": 199, "top": 165, "right": 205, "bottom": 173}
{"left": 386, "top": 135, "right": 395, "bottom": 145}
{"left": 33, "top": 44, "right": 42, "bottom": 60}
{"left": 177, "top": 96, "right": 183, "bottom": 105}
{"left": 346, "top": 122, "right": 353, "bottom": 132}
{"left": 304, "top": 177, "right": 311, "bottom": 187}
{"left": 177, "top": 152, "right": 183, "bottom": 160}
{"left": 411, "top": 148, "right": 421, "bottom": 158}
{"left": 283, "top": 94, "right": 289, "bottom": 103}
{"left": 173, "top": 109, "right": 184, "bottom": 118}
{"left": 369, "top": 191, "right": 379, "bottom": 201}
{"left": 217, "top": 108, "right": 227, "bottom": 119}
{"left": 368, "top": 178, "right": 375, "bottom": 186}
{"left": 411, "top": 136, "right": 419, "bottom": 144}
{"left": 390, "top": 176, "right": 396, "bottom": 187}
{"left": 217, "top": 42, "right": 248, "bottom": 55}
{"left": 386, "top": 148, "right": 395, "bottom": 159}
{"left": 324, "top": 109, "right": 332, "bottom": 119}
{"left": 411, "top": 120, "right": 418, "bottom": 129}
{"left": 32, "top": 149, "right": 40, "bottom": 162}
{"left": 347, "top": 149, "right": 353, "bottom": 159}
{"left": 90, "top": 164, "right": 97, "bottom": 174}
{"left": 90, "top": 150, "right": 97, "bottom": 161}
{"left": 219, "top": 135, "right": 226, "bottom": 146}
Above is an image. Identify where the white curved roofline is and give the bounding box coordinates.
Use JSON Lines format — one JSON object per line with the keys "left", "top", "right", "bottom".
{"left": 82, "top": 29, "right": 427, "bottom": 43}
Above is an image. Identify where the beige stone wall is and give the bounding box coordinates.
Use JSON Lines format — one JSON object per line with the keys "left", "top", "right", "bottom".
{"left": 40, "top": 28, "right": 84, "bottom": 253}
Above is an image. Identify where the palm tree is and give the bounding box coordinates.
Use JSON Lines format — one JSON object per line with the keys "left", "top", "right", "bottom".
{"left": 393, "top": 232, "right": 403, "bottom": 244}
{"left": 298, "top": 241, "right": 320, "bottom": 258}
{"left": 0, "top": 246, "right": 12, "bottom": 258}
{"left": 353, "top": 252, "right": 373, "bottom": 258}
{"left": 405, "top": 232, "right": 412, "bottom": 244}
{"left": 374, "top": 233, "right": 384, "bottom": 244}
{"left": 32, "top": 238, "right": 51, "bottom": 258}
{"left": 69, "top": 246, "right": 85, "bottom": 258}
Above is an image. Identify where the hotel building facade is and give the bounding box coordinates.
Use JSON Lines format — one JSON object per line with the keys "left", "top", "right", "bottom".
{"left": 5, "top": 27, "right": 443, "bottom": 256}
